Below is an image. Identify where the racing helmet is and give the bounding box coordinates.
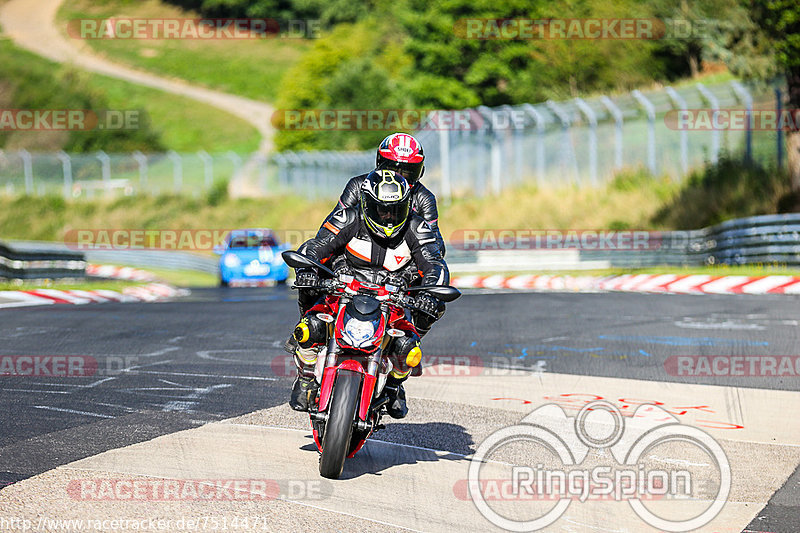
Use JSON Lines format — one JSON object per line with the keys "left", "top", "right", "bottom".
{"left": 360, "top": 169, "right": 412, "bottom": 240}
{"left": 375, "top": 133, "right": 425, "bottom": 185}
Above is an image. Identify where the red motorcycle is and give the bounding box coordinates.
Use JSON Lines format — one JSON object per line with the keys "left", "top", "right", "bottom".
{"left": 282, "top": 251, "right": 461, "bottom": 479}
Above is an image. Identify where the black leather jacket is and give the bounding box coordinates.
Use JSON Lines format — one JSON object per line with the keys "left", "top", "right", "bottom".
{"left": 324, "top": 175, "right": 446, "bottom": 256}
{"left": 299, "top": 207, "right": 449, "bottom": 289}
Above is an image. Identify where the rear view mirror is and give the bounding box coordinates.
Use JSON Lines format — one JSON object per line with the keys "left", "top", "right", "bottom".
{"left": 281, "top": 250, "right": 336, "bottom": 277}
{"left": 407, "top": 285, "right": 461, "bottom": 302}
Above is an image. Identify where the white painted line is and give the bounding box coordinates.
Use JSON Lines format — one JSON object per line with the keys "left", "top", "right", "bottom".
{"left": 78, "top": 377, "right": 116, "bottom": 389}
{"left": 1, "top": 389, "right": 71, "bottom": 394}
{"left": 32, "top": 405, "right": 114, "bottom": 418}
{"left": 131, "top": 369, "right": 278, "bottom": 381}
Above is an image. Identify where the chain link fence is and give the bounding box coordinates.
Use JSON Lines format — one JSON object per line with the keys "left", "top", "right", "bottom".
{"left": 0, "top": 80, "right": 784, "bottom": 200}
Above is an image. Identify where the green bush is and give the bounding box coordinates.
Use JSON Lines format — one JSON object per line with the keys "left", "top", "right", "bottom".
{"left": 652, "top": 156, "right": 791, "bottom": 229}
{"left": 206, "top": 179, "right": 229, "bottom": 207}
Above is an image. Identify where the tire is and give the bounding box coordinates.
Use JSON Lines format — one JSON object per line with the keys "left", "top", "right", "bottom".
{"left": 319, "top": 369, "right": 361, "bottom": 479}
{"left": 219, "top": 278, "right": 229, "bottom": 287}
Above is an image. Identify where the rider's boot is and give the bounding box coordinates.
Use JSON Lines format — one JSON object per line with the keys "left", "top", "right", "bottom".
{"left": 289, "top": 344, "right": 319, "bottom": 411}
{"left": 289, "top": 364, "right": 318, "bottom": 411}
{"left": 283, "top": 333, "right": 299, "bottom": 355}
{"left": 384, "top": 373, "right": 409, "bottom": 419}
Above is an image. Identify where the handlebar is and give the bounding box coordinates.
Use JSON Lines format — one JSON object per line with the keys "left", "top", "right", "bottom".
{"left": 292, "top": 278, "right": 433, "bottom": 314}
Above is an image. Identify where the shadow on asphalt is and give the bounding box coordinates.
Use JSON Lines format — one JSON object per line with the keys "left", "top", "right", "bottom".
{"left": 298, "top": 422, "right": 474, "bottom": 479}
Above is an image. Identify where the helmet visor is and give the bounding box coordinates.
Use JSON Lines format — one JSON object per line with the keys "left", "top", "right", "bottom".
{"left": 363, "top": 198, "right": 410, "bottom": 235}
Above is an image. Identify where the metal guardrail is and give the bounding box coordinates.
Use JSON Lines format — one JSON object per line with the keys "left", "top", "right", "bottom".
{"left": 447, "top": 214, "right": 800, "bottom": 272}
{"left": 693, "top": 214, "right": 800, "bottom": 266}
{"left": 9, "top": 241, "right": 219, "bottom": 275}
{"left": 0, "top": 241, "right": 86, "bottom": 280}
{"left": 7, "top": 214, "right": 799, "bottom": 280}
{"left": 83, "top": 249, "right": 218, "bottom": 274}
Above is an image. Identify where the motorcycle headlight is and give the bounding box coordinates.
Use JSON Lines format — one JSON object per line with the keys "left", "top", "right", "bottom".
{"left": 223, "top": 254, "right": 241, "bottom": 268}
{"left": 344, "top": 319, "right": 376, "bottom": 347}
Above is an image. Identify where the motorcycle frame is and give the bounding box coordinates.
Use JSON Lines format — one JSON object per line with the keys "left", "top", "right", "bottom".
{"left": 307, "top": 278, "right": 417, "bottom": 456}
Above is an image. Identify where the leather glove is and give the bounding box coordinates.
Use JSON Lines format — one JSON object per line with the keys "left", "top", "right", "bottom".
{"left": 294, "top": 270, "right": 319, "bottom": 288}
{"left": 415, "top": 293, "right": 439, "bottom": 317}
{"left": 331, "top": 255, "right": 353, "bottom": 277}
{"left": 385, "top": 274, "right": 408, "bottom": 292}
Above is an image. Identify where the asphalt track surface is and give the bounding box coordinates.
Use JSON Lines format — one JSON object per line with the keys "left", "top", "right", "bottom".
{"left": 0, "top": 287, "right": 798, "bottom": 532}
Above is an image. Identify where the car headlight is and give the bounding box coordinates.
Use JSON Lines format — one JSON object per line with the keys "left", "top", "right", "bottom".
{"left": 223, "top": 254, "right": 241, "bottom": 268}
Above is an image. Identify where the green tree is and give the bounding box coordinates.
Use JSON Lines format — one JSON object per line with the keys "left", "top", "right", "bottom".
{"left": 649, "top": 0, "right": 742, "bottom": 78}
{"left": 707, "top": 0, "right": 800, "bottom": 192}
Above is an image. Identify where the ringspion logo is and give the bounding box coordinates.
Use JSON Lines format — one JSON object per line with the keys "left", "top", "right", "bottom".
{"left": 466, "top": 401, "right": 730, "bottom": 531}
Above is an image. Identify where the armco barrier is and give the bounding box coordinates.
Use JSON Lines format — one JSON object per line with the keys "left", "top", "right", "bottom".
{"left": 7, "top": 213, "right": 799, "bottom": 278}
{"left": 0, "top": 241, "right": 85, "bottom": 279}
{"left": 10, "top": 241, "right": 218, "bottom": 275}
{"left": 447, "top": 214, "right": 800, "bottom": 273}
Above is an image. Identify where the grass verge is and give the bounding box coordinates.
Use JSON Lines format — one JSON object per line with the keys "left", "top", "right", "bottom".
{"left": 0, "top": 22, "right": 260, "bottom": 152}
{"left": 0, "top": 193, "right": 333, "bottom": 242}
{"left": 136, "top": 265, "right": 217, "bottom": 287}
{"left": 59, "top": 0, "right": 309, "bottom": 103}
{"left": 452, "top": 265, "right": 800, "bottom": 278}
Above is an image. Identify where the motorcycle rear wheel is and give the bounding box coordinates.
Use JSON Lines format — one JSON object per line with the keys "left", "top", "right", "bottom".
{"left": 319, "top": 369, "right": 361, "bottom": 479}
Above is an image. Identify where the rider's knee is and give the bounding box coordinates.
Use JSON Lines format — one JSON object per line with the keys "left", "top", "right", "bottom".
{"left": 387, "top": 332, "right": 421, "bottom": 376}
{"left": 295, "top": 314, "right": 327, "bottom": 349}
{"left": 292, "top": 314, "right": 327, "bottom": 369}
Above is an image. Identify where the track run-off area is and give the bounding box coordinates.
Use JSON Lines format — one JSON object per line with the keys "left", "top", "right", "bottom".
{"left": 0, "top": 287, "right": 798, "bottom": 532}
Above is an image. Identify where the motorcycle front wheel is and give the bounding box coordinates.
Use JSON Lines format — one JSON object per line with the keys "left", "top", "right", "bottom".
{"left": 319, "top": 369, "right": 361, "bottom": 479}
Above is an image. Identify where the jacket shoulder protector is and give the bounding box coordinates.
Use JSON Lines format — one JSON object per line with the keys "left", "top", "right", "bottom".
{"left": 407, "top": 215, "right": 437, "bottom": 246}
{"left": 321, "top": 206, "right": 359, "bottom": 236}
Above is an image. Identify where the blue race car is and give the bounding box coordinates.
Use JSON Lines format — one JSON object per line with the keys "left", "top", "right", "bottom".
{"left": 215, "top": 229, "right": 290, "bottom": 287}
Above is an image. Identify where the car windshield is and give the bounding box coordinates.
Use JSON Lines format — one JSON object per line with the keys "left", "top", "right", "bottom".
{"left": 228, "top": 231, "right": 278, "bottom": 249}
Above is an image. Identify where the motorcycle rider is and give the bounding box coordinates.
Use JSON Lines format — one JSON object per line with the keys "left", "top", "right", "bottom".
{"left": 324, "top": 132, "right": 445, "bottom": 255}
{"left": 285, "top": 132, "right": 445, "bottom": 349}
{"left": 288, "top": 169, "right": 449, "bottom": 418}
